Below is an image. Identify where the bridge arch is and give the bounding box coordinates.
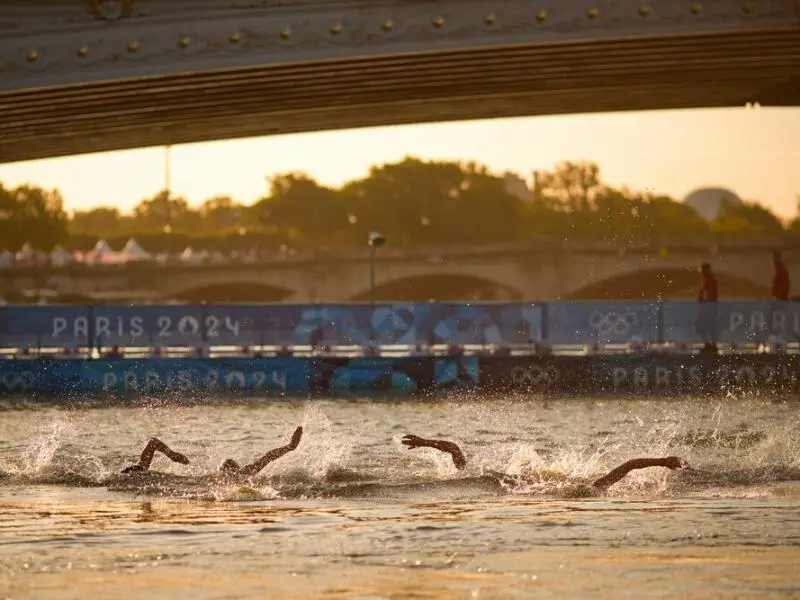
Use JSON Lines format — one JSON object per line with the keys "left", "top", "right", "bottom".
{"left": 348, "top": 273, "right": 523, "bottom": 302}
{"left": 564, "top": 267, "right": 765, "bottom": 300}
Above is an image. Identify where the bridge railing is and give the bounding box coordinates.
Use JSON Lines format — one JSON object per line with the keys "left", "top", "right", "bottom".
{"left": 0, "top": 301, "right": 795, "bottom": 350}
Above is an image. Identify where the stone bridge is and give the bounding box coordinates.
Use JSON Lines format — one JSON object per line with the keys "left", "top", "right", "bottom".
{"left": 1, "top": 239, "right": 795, "bottom": 302}
{"left": 1, "top": 0, "right": 798, "bottom": 163}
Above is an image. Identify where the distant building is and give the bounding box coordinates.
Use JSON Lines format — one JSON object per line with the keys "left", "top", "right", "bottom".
{"left": 683, "top": 187, "right": 744, "bottom": 221}
{"left": 503, "top": 172, "right": 533, "bottom": 201}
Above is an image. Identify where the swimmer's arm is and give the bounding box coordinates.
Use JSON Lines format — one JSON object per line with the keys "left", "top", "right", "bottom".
{"left": 401, "top": 434, "right": 467, "bottom": 470}
{"left": 591, "top": 456, "right": 687, "bottom": 490}
{"left": 239, "top": 426, "right": 303, "bottom": 477}
{"left": 125, "top": 438, "right": 190, "bottom": 472}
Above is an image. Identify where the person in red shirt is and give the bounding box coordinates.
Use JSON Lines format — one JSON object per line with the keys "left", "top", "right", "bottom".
{"left": 696, "top": 262, "right": 718, "bottom": 352}
{"left": 698, "top": 262, "right": 718, "bottom": 302}
{"left": 772, "top": 251, "right": 790, "bottom": 301}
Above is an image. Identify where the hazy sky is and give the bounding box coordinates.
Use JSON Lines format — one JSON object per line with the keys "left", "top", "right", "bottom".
{"left": 1, "top": 106, "right": 798, "bottom": 217}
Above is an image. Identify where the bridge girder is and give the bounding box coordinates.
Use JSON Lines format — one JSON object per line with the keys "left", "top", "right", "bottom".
{"left": 1, "top": 0, "right": 799, "bottom": 163}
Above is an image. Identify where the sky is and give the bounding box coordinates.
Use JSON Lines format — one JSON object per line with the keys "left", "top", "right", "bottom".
{"left": 1, "top": 106, "right": 799, "bottom": 218}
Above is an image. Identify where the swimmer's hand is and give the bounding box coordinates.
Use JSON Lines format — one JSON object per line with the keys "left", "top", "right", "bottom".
{"left": 401, "top": 434, "right": 429, "bottom": 450}
{"left": 121, "top": 464, "right": 146, "bottom": 474}
{"left": 287, "top": 426, "right": 303, "bottom": 450}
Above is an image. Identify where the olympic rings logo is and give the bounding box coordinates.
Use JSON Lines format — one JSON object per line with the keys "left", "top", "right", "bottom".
{"left": 0, "top": 371, "right": 36, "bottom": 390}
{"left": 510, "top": 365, "right": 560, "bottom": 387}
{"left": 588, "top": 311, "right": 638, "bottom": 336}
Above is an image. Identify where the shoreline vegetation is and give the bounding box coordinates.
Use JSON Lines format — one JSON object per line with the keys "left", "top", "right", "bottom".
{"left": 2, "top": 158, "right": 797, "bottom": 255}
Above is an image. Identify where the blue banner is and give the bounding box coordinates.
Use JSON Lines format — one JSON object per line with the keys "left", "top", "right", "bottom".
{"left": 0, "top": 356, "right": 455, "bottom": 394}
{"left": 546, "top": 301, "right": 658, "bottom": 344}
{"left": 311, "top": 357, "right": 420, "bottom": 391}
{"left": 0, "top": 306, "right": 90, "bottom": 348}
{"left": 663, "top": 300, "right": 800, "bottom": 344}
{"left": 89, "top": 305, "right": 205, "bottom": 347}
{"left": 430, "top": 303, "right": 542, "bottom": 345}
{"left": 2, "top": 301, "right": 798, "bottom": 348}
{"left": 203, "top": 304, "right": 297, "bottom": 346}
{"left": 0, "top": 358, "right": 310, "bottom": 394}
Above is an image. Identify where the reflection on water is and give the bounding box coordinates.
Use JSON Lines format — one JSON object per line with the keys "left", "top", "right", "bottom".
{"left": 0, "top": 396, "right": 799, "bottom": 598}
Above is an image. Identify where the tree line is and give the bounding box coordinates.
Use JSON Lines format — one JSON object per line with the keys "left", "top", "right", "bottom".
{"left": 2, "top": 159, "right": 797, "bottom": 255}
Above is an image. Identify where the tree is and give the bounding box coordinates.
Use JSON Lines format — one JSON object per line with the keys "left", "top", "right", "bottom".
{"left": 536, "top": 161, "right": 602, "bottom": 213}
{"left": 131, "top": 190, "right": 200, "bottom": 232}
{"left": 786, "top": 195, "right": 800, "bottom": 233}
{"left": 70, "top": 206, "right": 125, "bottom": 236}
{"left": 340, "top": 157, "right": 524, "bottom": 246}
{"left": 0, "top": 183, "right": 69, "bottom": 251}
{"left": 255, "top": 173, "right": 347, "bottom": 247}
{"left": 3, "top": 157, "right": 789, "bottom": 255}
{"left": 712, "top": 197, "right": 785, "bottom": 236}
{"left": 455, "top": 162, "right": 525, "bottom": 243}
{"left": 198, "top": 195, "right": 251, "bottom": 233}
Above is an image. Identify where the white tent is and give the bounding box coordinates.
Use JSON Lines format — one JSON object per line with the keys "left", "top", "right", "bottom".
{"left": 86, "top": 239, "right": 122, "bottom": 264}
{"left": 121, "top": 238, "right": 153, "bottom": 262}
{"left": 208, "top": 250, "right": 228, "bottom": 265}
{"left": 180, "top": 246, "right": 206, "bottom": 265}
{"left": 50, "top": 244, "right": 74, "bottom": 267}
{"left": 0, "top": 249, "right": 11, "bottom": 269}
{"left": 15, "top": 242, "right": 46, "bottom": 266}
{"left": 93, "top": 239, "right": 112, "bottom": 254}
{"left": 242, "top": 248, "right": 259, "bottom": 264}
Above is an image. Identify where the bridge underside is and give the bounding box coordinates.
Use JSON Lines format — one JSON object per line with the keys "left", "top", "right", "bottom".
{"left": 2, "top": 29, "right": 800, "bottom": 163}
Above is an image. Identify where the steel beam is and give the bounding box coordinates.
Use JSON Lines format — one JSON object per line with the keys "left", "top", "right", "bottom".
{"left": 0, "top": 0, "right": 798, "bottom": 162}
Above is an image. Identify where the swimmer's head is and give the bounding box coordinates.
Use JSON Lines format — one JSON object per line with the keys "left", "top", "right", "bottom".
{"left": 220, "top": 459, "right": 241, "bottom": 474}
{"left": 664, "top": 456, "right": 688, "bottom": 470}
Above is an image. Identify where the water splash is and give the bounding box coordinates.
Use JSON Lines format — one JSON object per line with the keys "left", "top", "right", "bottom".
{"left": 1, "top": 397, "right": 799, "bottom": 501}
{"left": 20, "top": 418, "right": 75, "bottom": 475}
{"left": 284, "top": 401, "right": 355, "bottom": 480}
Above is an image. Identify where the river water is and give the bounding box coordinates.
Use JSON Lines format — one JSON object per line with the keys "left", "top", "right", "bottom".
{"left": 1, "top": 395, "right": 798, "bottom": 599}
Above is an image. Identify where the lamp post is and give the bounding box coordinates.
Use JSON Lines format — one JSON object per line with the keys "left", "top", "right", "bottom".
{"left": 368, "top": 232, "right": 386, "bottom": 306}
{"left": 164, "top": 145, "right": 173, "bottom": 235}
{"left": 164, "top": 144, "right": 172, "bottom": 196}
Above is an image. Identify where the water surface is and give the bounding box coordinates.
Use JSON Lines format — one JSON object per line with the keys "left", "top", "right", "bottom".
{"left": 1, "top": 396, "right": 798, "bottom": 599}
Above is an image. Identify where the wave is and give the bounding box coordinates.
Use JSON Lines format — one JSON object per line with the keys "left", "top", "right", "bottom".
{"left": 2, "top": 460, "right": 799, "bottom": 502}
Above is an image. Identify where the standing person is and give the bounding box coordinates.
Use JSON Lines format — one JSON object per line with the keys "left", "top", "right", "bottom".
{"left": 772, "top": 251, "right": 790, "bottom": 301}
{"left": 768, "top": 251, "right": 791, "bottom": 343}
{"left": 696, "top": 262, "right": 719, "bottom": 353}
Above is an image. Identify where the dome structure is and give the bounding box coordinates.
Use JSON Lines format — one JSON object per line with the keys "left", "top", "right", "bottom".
{"left": 682, "top": 187, "right": 744, "bottom": 221}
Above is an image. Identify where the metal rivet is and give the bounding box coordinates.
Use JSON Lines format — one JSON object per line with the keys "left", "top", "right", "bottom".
{"left": 690, "top": 3, "right": 702, "bottom": 14}
{"left": 535, "top": 10, "right": 549, "bottom": 23}
{"left": 26, "top": 49, "right": 39, "bottom": 62}
{"left": 638, "top": 6, "right": 652, "bottom": 17}
{"left": 381, "top": 20, "right": 393, "bottom": 31}
{"left": 178, "top": 36, "right": 191, "bottom": 48}
{"left": 433, "top": 16, "right": 445, "bottom": 28}
{"left": 280, "top": 27, "right": 292, "bottom": 39}
{"left": 127, "top": 40, "right": 139, "bottom": 53}
{"left": 330, "top": 22, "right": 343, "bottom": 35}
{"left": 587, "top": 8, "right": 599, "bottom": 19}
{"left": 228, "top": 32, "right": 241, "bottom": 43}
{"left": 484, "top": 13, "right": 496, "bottom": 25}
{"left": 77, "top": 46, "right": 89, "bottom": 58}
